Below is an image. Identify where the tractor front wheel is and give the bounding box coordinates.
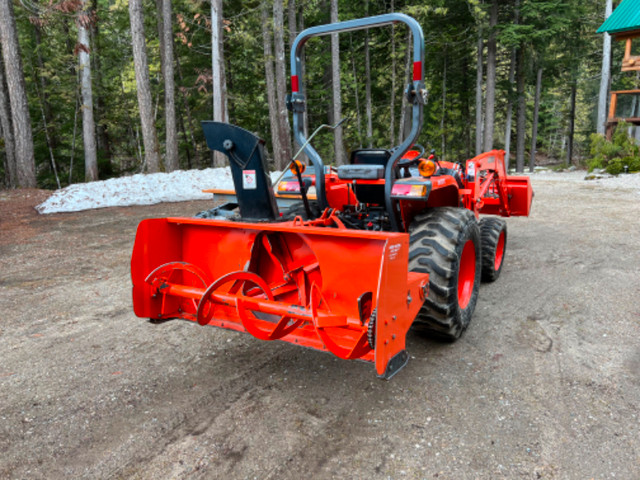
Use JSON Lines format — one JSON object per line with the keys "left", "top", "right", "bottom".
{"left": 479, "top": 217, "right": 507, "bottom": 282}
{"left": 408, "top": 208, "right": 482, "bottom": 341}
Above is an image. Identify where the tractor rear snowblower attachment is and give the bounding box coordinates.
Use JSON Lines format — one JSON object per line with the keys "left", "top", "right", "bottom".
{"left": 132, "top": 120, "right": 429, "bottom": 379}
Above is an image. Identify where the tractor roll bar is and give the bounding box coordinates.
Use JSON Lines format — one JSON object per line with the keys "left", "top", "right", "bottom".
{"left": 289, "top": 13, "right": 426, "bottom": 229}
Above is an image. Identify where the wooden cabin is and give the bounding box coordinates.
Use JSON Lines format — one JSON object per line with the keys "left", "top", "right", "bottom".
{"left": 597, "top": 0, "right": 640, "bottom": 139}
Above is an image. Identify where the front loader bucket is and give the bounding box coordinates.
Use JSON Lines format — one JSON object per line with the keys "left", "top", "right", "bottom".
{"left": 131, "top": 217, "right": 428, "bottom": 379}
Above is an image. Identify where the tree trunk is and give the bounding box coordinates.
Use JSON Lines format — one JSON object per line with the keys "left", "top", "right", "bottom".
{"left": 441, "top": 50, "right": 447, "bottom": 160}
{"left": 129, "top": 0, "right": 161, "bottom": 172}
{"left": 397, "top": 33, "right": 411, "bottom": 145}
{"left": 475, "top": 23, "right": 484, "bottom": 155}
{"left": 77, "top": 1, "right": 98, "bottom": 182}
{"left": 364, "top": 0, "right": 372, "bottom": 148}
{"left": 287, "top": 0, "right": 296, "bottom": 49}
{"left": 176, "top": 54, "right": 200, "bottom": 167}
{"left": 211, "top": 0, "right": 226, "bottom": 167}
{"left": 461, "top": 54, "right": 471, "bottom": 158}
{"left": 118, "top": 73, "right": 144, "bottom": 169}
{"left": 364, "top": 37, "right": 373, "bottom": 148}
{"left": 566, "top": 80, "right": 577, "bottom": 166}
{"left": 177, "top": 107, "right": 191, "bottom": 169}
{"left": 350, "top": 36, "right": 363, "bottom": 148}
{"left": 262, "top": 1, "right": 283, "bottom": 168}
{"left": 89, "top": 2, "right": 111, "bottom": 163}
{"left": 597, "top": 0, "right": 612, "bottom": 136}
{"left": 330, "top": 0, "right": 344, "bottom": 165}
{"left": 31, "top": 19, "right": 61, "bottom": 187}
{"left": 629, "top": 95, "right": 638, "bottom": 137}
{"left": 530, "top": 67, "right": 542, "bottom": 173}
{"left": 0, "top": 0, "right": 36, "bottom": 187}
{"left": 515, "top": 45, "right": 526, "bottom": 173}
{"left": 155, "top": 0, "right": 165, "bottom": 73}
{"left": 0, "top": 122, "right": 6, "bottom": 187}
{"left": 69, "top": 84, "right": 79, "bottom": 183}
{"left": 160, "top": 0, "right": 179, "bottom": 171}
{"left": 35, "top": 82, "right": 61, "bottom": 188}
{"left": 274, "top": 0, "right": 292, "bottom": 164}
{"left": 0, "top": 51, "right": 17, "bottom": 187}
{"left": 389, "top": 0, "right": 396, "bottom": 147}
{"left": 504, "top": 49, "right": 516, "bottom": 171}
{"left": 483, "top": 0, "right": 497, "bottom": 151}
{"left": 503, "top": 0, "right": 519, "bottom": 171}
{"left": 32, "top": 17, "right": 56, "bottom": 152}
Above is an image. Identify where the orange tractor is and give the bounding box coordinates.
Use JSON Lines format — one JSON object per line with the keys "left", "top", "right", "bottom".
{"left": 131, "top": 14, "right": 532, "bottom": 379}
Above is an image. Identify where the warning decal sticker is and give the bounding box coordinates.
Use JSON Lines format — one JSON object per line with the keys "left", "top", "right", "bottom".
{"left": 242, "top": 170, "right": 256, "bottom": 190}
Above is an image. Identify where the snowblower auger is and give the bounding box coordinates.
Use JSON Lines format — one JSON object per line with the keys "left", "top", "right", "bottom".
{"left": 132, "top": 213, "right": 428, "bottom": 378}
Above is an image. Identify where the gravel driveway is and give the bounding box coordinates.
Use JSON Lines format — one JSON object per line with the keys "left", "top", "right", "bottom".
{"left": 1, "top": 174, "right": 639, "bottom": 479}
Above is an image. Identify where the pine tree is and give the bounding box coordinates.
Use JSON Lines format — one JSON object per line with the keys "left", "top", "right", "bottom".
{"left": 0, "top": 0, "right": 36, "bottom": 187}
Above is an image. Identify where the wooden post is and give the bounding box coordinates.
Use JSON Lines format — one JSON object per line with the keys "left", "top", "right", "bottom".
{"left": 608, "top": 91, "right": 617, "bottom": 120}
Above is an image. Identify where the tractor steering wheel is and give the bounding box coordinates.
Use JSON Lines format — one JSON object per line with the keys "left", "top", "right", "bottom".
{"left": 396, "top": 143, "right": 426, "bottom": 168}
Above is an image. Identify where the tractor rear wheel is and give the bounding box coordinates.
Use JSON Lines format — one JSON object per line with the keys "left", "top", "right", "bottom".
{"left": 408, "top": 207, "right": 482, "bottom": 341}
{"left": 282, "top": 201, "right": 321, "bottom": 221}
{"left": 479, "top": 217, "right": 507, "bottom": 282}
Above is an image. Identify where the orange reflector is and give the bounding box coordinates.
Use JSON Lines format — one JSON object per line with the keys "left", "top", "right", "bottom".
{"left": 418, "top": 159, "right": 436, "bottom": 177}
{"left": 290, "top": 160, "right": 306, "bottom": 175}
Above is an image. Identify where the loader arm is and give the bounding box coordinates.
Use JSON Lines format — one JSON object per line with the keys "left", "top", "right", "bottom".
{"left": 462, "top": 150, "right": 533, "bottom": 217}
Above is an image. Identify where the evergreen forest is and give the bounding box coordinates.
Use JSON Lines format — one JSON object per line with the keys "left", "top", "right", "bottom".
{"left": 0, "top": 0, "right": 630, "bottom": 189}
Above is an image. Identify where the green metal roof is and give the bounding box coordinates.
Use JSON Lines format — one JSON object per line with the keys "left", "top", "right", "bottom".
{"left": 598, "top": 0, "right": 640, "bottom": 34}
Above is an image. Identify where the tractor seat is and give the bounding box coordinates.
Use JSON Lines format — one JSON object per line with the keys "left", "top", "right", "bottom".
{"left": 335, "top": 149, "right": 390, "bottom": 205}
{"left": 336, "top": 148, "right": 390, "bottom": 180}
{"left": 350, "top": 149, "right": 391, "bottom": 166}
{"left": 337, "top": 164, "right": 384, "bottom": 180}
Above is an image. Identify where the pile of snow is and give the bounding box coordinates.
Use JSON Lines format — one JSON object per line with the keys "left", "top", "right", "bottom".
{"left": 36, "top": 167, "right": 639, "bottom": 215}
{"left": 530, "top": 169, "right": 640, "bottom": 193}
{"left": 36, "top": 167, "right": 282, "bottom": 214}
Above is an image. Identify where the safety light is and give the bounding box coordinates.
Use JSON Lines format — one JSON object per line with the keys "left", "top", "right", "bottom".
{"left": 418, "top": 159, "right": 436, "bottom": 177}
{"left": 277, "top": 181, "right": 300, "bottom": 192}
{"left": 391, "top": 184, "right": 427, "bottom": 197}
{"left": 290, "top": 160, "right": 306, "bottom": 175}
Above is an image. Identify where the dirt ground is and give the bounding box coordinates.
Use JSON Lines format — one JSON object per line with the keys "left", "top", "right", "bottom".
{"left": 1, "top": 175, "right": 639, "bottom": 480}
